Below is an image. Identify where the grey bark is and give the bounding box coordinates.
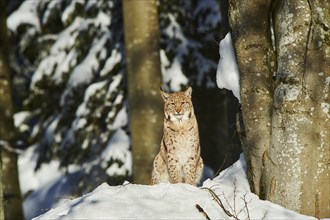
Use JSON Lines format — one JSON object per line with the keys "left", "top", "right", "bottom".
{"left": 229, "top": 0, "right": 330, "bottom": 217}
{"left": 0, "top": 0, "right": 24, "bottom": 218}
{"left": 123, "top": 0, "right": 163, "bottom": 184}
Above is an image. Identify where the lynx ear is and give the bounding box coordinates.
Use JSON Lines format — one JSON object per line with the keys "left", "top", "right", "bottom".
{"left": 184, "top": 87, "right": 192, "bottom": 98}
{"left": 160, "top": 90, "right": 170, "bottom": 101}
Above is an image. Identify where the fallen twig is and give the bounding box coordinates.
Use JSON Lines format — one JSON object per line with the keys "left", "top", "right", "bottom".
{"left": 196, "top": 204, "right": 211, "bottom": 220}
{"left": 202, "top": 187, "right": 238, "bottom": 220}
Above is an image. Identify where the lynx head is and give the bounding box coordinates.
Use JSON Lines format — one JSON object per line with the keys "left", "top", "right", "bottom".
{"left": 160, "top": 87, "right": 194, "bottom": 122}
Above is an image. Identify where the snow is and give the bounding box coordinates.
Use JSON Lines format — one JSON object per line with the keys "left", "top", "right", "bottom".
{"left": 62, "top": 1, "right": 111, "bottom": 27}
{"left": 101, "top": 129, "right": 132, "bottom": 176}
{"left": 67, "top": 34, "right": 109, "bottom": 88}
{"left": 108, "top": 74, "right": 123, "bottom": 95}
{"left": 108, "top": 106, "right": 127, "bottom": 130}
{"left": 160, "top": 5, "right": 220, "bottom": 88}
{"left": 44, "top": 116, "right": 60, "bottom": 145}
{"left": 61, "top": 0, "right": 85, "bottom": 25}
{"left": 7, "top": 0, "right": 41, "bottom": 33}
{"left": 100, "top": 49, "right": 122, "bottom": 77}
{"left": 31, "top": 10, "right": 111, "bottom": 94}
{"left": 95, "top": 11, "right": 111, "bottom": 27}
{"left": 30, "top": 154, "right": 316, "bottom": 220}
{"left": 160, "top": 12, "right": 190, "bottom": 91}
{"left": 326, "top": 77, "right": 330, "bottom": 85}
{"left": 17, "top": 135, "right": 326, "bottom": 220}
{"left": 30, "top": 16, "right": 82, "bottom": 89}
{"left": 321, "top": 102, "right": 330, "bottom": 117}
{"left": 42, "top": 0, "right": 61, "bottom": 26}
{"left": 75, "top": 80, "right": 108, "bottom": 118}
{"left": 13, "top": 111, "right": 31, "bottom": 133}
{"left": 34, "top": 183, "right": 214, "bottom": 220}
{"left": 18, "top": 144, "right": 63, "bottom": 200}
{"left": 216, "top": 33, "right": 240, "bottom": 101}
{"left": 160, "top": 50, "right": 188, "bottom": 91}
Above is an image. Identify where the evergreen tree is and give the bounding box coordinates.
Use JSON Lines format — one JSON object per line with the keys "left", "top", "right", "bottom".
{"left": 9, "top": 0, "right": 130, "bottom": 195}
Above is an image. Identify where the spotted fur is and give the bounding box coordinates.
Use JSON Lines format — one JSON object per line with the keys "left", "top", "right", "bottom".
{"left": 151, "top": 87, "right": 203, "bottom": 186}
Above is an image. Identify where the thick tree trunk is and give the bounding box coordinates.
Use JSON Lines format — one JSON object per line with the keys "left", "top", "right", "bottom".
{"left": 302, "top": 2, "right": 330, "bottom": 217}
{"left": 0, "top": 0, "right": 24, "bottom": 218}
{"left": 229, "top": 0, "right": 276, "bottom": 196}
{"left": 265, "top": 0, "right": 330, "bottom": 217}
{"left": 123, "top": 0, "right": 163, "bottom": 184}
{"left": 229, "top": 0, "right": 329, "bottom": 217}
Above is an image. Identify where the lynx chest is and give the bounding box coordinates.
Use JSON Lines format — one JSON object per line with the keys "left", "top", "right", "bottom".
{"left": 163, "top": 128, "right": 198, "bottom": 165}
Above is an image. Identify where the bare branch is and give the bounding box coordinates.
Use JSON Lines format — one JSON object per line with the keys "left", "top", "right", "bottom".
{"left": 202, "top": 178, "right": 257, "bottom": 220}
{"left": 202, "top": 187, "right": 239, "bottom": 220}
{"left": 196, "top": 204, "right": 211, "bottom": 220}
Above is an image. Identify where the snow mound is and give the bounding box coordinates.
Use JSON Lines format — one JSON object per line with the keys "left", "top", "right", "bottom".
{"left": 34, "top": 183, "right": 220, "bottom": 220}
{"left": 33, "top": 154, "right": 315, "bottom": 220}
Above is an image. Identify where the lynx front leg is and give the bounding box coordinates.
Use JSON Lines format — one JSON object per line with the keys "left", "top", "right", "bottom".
{"left": 195, "top": 157, "right": 204, "bottom": 185}
{"left": 151, "top": 153, "right": 169, "bottom": 184}
{"left": 167, "top": 155, "right": 182, "bottom": 183}
{"left": 183, "top": 156, "right": 198, "bottom": 185}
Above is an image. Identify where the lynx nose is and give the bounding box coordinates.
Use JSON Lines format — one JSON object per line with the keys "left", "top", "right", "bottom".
{"left": 175, "top": 106, "right": 182, "bottom": 114}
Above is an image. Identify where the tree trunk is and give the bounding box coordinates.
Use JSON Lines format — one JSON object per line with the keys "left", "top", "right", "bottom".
{"left": 229, "top": 0, "right": 276, "bottom": 196}
{"left": 265, "top": 0, "right": 330, "bottom": 217}
{"left": 0, "top": 0, "right": 24, "bottom": 218}
{"left": 229, "top": 0, "right": 330, "bottom": 217}
{"left": 122, "top": 0, "right": 163, "bottom": 184}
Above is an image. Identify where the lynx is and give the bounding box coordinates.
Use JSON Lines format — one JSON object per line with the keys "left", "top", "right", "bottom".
{"left": 151, "top": 87, "right": 203, "bottom": 186}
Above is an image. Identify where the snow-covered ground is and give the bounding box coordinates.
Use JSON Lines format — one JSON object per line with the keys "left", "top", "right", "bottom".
{"left": 23, "top": 154, "right": 315, "bottom": 220}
